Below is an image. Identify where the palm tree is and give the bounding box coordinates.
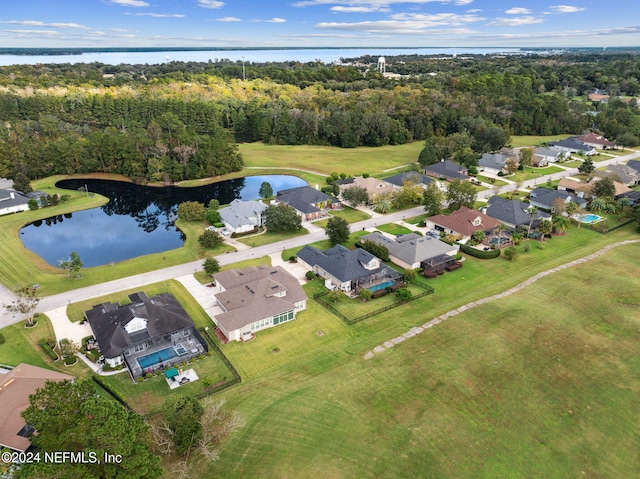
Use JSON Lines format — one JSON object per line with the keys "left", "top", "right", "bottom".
{"left": 553, "top": 216, "right": 569, "bottom": 235}
{"left": 538, "top": 218, "right": 553, "bottom": 242}
{"left": 589, "top": 198, "right": 607, "bottom": 214}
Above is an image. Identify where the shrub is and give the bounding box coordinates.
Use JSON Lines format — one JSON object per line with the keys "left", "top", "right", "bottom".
{"left": 39, "top": 339, "right": 58, "bottom": 361}
{"left": 0, "top": 333, "right": 5, "bottom": 345}
{"left": 305, "top": 271, "right": 315, "bottom": 280}
{"left": 503, "top": 246, "right": 518, "bottom": 261}
{"left": 198, "top": 230, "right": 224, "bottom": 248}
{"left": 289, "top": 255, "right": 297, "bottom": 263}
{"left": 497, "top": 171, "right": 505, "bottom": 176}
{"left": 459, "top": 243, "right": 501, "bottom": 259}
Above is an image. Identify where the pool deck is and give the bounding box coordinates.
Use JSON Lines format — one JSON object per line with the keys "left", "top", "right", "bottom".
{"left": 165, "top": 368, "right": 199, "bottom": 390}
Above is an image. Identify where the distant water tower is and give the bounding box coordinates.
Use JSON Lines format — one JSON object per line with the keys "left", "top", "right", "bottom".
{"left": 377, "top": 56, "right": 386, "bottom": 74}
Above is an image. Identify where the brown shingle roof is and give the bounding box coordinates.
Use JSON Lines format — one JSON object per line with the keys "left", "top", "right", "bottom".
{"left": 429, "top": 206, "right": 501, "bottom": 236}
{"left": 0, "top": 364, "right": 73, "bottom": 451}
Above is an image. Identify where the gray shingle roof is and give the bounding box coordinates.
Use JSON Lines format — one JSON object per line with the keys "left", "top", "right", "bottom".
{"left": 85, "top": 292, "right": 194, "bottom": 358}
{"left": 548, "top": 138, "right": 594, "bottom": 152}
{"left": 627, "top": 160, "right": 640, "bottom": 173}
{"left": 297, "top": 244, "right": 400, "bottom": 284}
{"left": 529, "top": 187, "right": 587, "bottom": 209}
{"left": 361, "top": 231, "right": 456, "bottom": 265}
{"left": 219, "top": 199, "right": 266, "bottom": 229}
{"left": 0, "top": 189, "right": 29, "bottom": 209}
{"left": 478, "top": 153, "right": 509, "bottom": 170}
{"left": 424, "top": 160, "right": 469, "bottom": 180}
{"left": 486, "top": 196, "right": 551, "bottom": 227}
{"left": 383, "top": 171, "right": 433, "bottom": 187}
{"left": 276, "top": 186, "right": 336, "bottom": 214}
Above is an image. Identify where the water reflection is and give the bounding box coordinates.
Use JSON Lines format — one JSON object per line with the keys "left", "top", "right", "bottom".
{"left": 20, "top": 175, "right": 306, "bottom": 268}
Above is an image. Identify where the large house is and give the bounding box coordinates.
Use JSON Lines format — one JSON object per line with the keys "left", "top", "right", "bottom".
{"left": 297, "top": 244, "right": 402, "bottom": 294}
{"left": 426, "top": 207, "right": 501, "bottom": 243}
{"left": 528, "top": 187, "right": 587, "bottom": 212}
{"left": 0, "top": 189, "right": 30, "bottom": 215}
{"left": 478, "top": 153, "right": 510, "bottom": 174}
{"left": 0, "top": 364, "right": 73, "bottom": 452}
{"left": 86, "top": 292, "right": 208, "bottom": 379}
{"left": 423, "top": 160, "right": 469, "bottom": 182}
{"left": 576, "top": 132, "right": 616, "bottom": 150}
{"left": 337, "top": 176, "right": 396, "bottom": 204}
{"left": 275, "top": 186, "right": 341, "bottom": 222}
{"left": 598, "top": 164, "right": 640, "bottom": 186}
{"left": 382, "top": 171, "right": 434, "bottom": 189}
{"left": 219, "top": 199, "right": 267, "bottom": 234}
{"left": 484, "top": 196, "right": 551, "bottom": 229}
{"left": 548, "top": 138, "right": 596, "bottom": 156}
{"left": 211, "top": 265, "right": 307, "bottom": 342}
{"left": 534, "top": 146, "right": 564, "bottom": 164}
{"left": 361, "top": 231, "right": 457, "bottom": 270}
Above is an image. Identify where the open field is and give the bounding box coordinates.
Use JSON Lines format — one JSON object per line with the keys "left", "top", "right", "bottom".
{"left": 509, "top": 134, "right": 574, "bottom": 148}
{"left": 239, "top": 142, "right": 423, "bottom": 177}
{"left": 194, "top": 237, "right": 640, "bottom": 479}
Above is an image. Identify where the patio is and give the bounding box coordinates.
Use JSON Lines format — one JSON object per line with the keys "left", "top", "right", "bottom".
{"left": 165, "top": 368, "right": 199, "bottom": 390}
{"left": 125, "top": 337, "right": 206, "bottom": 379}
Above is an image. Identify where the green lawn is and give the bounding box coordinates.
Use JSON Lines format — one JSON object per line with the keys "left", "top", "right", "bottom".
{"left": 507, "top": 165, "right": 565, "bottom": 183}
{"left": 194, "top": 235, "right": 640, "bottom": 479}
{"left": 239, "top": 142, "right": 423, "bottom": 177}
{"left": 509, "top": 134, "right": 574, "bottom": 148}
{"left": 561, "top": 159, "right": 584, "bottom": 168}
{"left": 282, "top": 230, "right": 370, "bottom": 261}
{"left": 313, "top": 207, "right": 371, "bottom": 228}
{"left": 405, "top": 213, "right": 428, "bottom": 225}
{"left": 236, "top": 227, "right": 309, "bottom": 248}
{"left": 0, "top": 176, "right": 233, "bottom": 295}
{"left": 476, "top": 175, "right": 509, "bottom": 186}
{"left": 375, "top": 222, "right": 414, "bottom": 236}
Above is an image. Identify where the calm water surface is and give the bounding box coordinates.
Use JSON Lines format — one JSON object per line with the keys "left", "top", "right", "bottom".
{"left": 20, "top": 175, "right": 306, "bottom": 267}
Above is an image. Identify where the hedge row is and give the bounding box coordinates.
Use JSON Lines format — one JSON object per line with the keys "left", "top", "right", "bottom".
{"left": 39, "top": 339, "right": 59, "bottom": 361}
{"left": 459, "top": 243, "right": 501, "bottom": 259}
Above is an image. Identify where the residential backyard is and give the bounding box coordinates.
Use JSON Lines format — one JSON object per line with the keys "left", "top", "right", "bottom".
{"left": 193, "top": 230, "right": 640, "bottom": 479}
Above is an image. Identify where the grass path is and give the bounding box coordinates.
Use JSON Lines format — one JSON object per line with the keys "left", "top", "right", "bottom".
{"left": 365, "top": 238, "right": 640, "bottom": 359}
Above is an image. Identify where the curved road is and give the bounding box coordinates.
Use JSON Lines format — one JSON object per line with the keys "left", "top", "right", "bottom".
{"left": 1, "top": 149, "right": 638, "bottom": 328}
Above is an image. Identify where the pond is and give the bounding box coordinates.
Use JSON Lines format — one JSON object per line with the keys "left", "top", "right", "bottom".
{"left": 19, "top": 175, "right": 307, "bottom": 268}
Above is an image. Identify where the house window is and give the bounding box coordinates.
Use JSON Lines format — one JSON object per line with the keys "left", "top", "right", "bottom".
{"left": 133, "top": 342, "right": 147, "bottom": 353}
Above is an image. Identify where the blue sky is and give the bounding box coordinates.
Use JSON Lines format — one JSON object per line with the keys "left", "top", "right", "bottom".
{"left": 1, "top": 0, "right": 639, "bottom": 48}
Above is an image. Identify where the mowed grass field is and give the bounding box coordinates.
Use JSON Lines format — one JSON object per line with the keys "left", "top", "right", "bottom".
{"left": 240, "top": 142, "right": 424, "bottom": 176}
{"left": 194, "top": 240, "right": 640, "bottom": 479}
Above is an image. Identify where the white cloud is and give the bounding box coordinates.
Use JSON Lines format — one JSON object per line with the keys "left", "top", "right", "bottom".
{"left": 125, "top": 13, "right": 186, "bottom": 18}
{"left": 489, "top": 16, "right": 544, "bottom": 26}
{"left": 505, "top": 7, "right": 532, "bottom": 14}
{"left": 4, "top": 29, "right": 61, "bottom": 36}
{"left": 467, "top": 8, "right": 482, "bottom": 13}
{"left": 295, "top": 0, "right": 474, "bottom": 7}
{"left": 2, "top": 20, "right": 91, "bottom": 29}
{"left": 109, "top": 28, "right": 129, "bottom": 32}
{"left": 548, "top": 5, "right": 586, "bottom": 13}
{"left": 108, "top": 0, "right": 150, "bottom": 6}
{"left": 252, "top": 18, "right": 287, "bottom": 23}
{"left": 216, "top": 17, "right": 241, "bottom": 22}
{"left": 330, "top": 6, "right": 390, "bottom": 12}
{"left": 197, "top": 0, "right": 225, "bottom": 8}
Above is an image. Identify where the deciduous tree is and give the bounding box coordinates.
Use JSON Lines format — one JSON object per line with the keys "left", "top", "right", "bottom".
{"left": 203, "top": 257, "right": 220, "bottom": 275}
{"left": 422, "top": 182, "right": 444, "bottom": 216}
{"left": 325, "top": 216, "right": 350, "bottom": 246}
{"left": 264, "top": 204, "right": 302, "bottom": 232}
{"left": 4, "top": 286, "right": 40, "bottom": 327}
{"left": 258, "top": 181, "right": 273, "bottom": 200}
{"left": 178, "top": 201, "right": 206, "bottom": 221}
{"left": 446, "top": 179, "right": 477, "bottom": 211}
{"left": 342, "top": 186, "right": 369, "bottom": 207}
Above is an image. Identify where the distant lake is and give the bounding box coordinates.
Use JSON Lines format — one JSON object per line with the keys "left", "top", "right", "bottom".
{"left": 20, "top": 175, "right": 306, "bottom": 268}
{"left": 0, "top": 47, "right": 527, "bottom": 66}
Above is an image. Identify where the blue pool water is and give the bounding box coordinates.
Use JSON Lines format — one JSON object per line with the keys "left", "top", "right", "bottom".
{"left": 369, "top": 281, "right": 394, "bottom": 292}
{"left": 579, "top": 214, "right": 603, "bottom": 224}
{"left": 137, "top": 347, "right": 178, "bottom": 370}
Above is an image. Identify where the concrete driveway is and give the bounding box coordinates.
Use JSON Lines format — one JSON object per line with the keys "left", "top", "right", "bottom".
{"left": 46, "top": 306, "right": 94, "bottom": 345}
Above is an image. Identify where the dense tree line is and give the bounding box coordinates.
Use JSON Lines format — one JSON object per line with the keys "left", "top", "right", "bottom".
{"left": 1, "top": 53, "right": 640, "bottom": 182}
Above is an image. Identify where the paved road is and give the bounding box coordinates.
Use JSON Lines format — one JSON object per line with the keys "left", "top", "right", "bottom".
{"left": 1, "top": 149, "right": 638, "bottom": 328}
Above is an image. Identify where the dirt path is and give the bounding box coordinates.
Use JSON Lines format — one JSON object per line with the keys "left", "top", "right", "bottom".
{"left": 363, "top": 239, "right": 640, "bottom": 360}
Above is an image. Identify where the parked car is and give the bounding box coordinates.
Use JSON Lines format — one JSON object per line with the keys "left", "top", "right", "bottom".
{"left": 205, "top": 226, "right": 217, "bottom": 232}
{"left": 220, "top": 227, "right": 230, "bottom": 236}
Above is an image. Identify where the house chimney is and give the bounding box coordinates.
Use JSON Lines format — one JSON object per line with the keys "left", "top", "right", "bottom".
{"left": 10, "top": 192, "right": 14, "bottom": 199}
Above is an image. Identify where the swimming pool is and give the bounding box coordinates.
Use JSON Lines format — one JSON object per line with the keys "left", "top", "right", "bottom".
{"left": 578, "top": 214, "right": 604, "bottom": 224}
{"left": 137, "top": 346, "right": 178, "bottom": 370}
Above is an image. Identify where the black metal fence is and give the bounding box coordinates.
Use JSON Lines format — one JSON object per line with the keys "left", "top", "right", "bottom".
{"left": 314, "top": 282, "right": 434, "bottom": 326}
{"left": 195, "top": 327, "right": 241, "bottom": 399}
